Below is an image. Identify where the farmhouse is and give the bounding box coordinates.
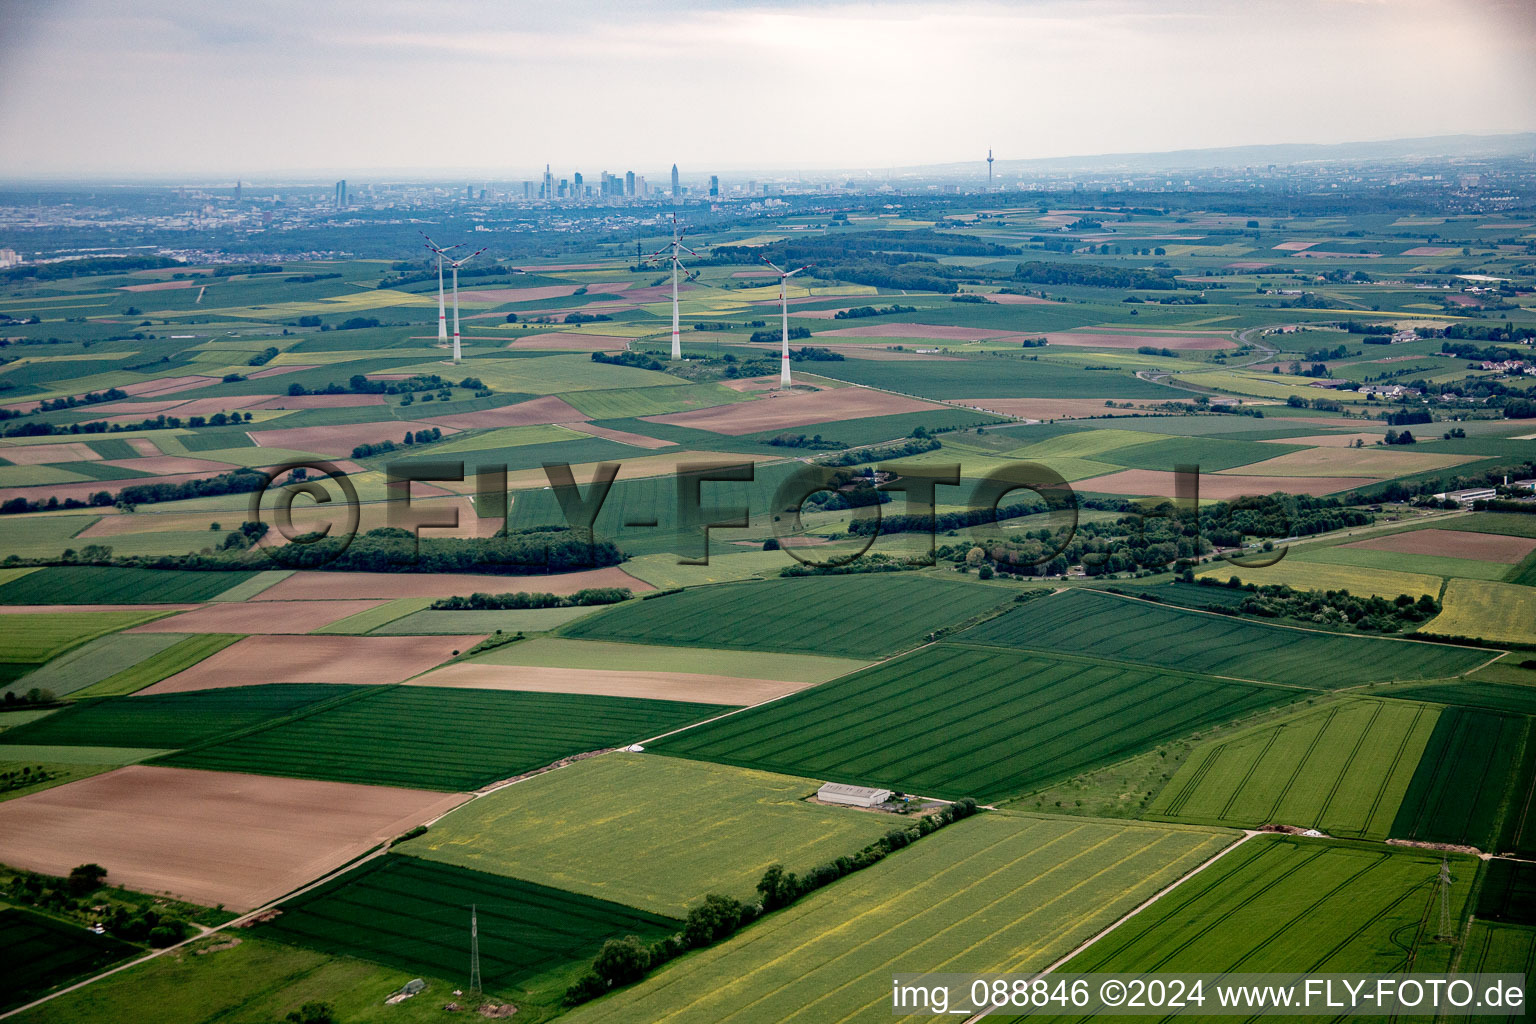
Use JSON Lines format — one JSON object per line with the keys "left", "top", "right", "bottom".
{"left": 817, "top": 782, "right": 892, "bottom": 808}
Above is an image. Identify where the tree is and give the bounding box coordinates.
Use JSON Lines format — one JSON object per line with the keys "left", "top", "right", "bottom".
{"left": 592, "top": 935, "right": 652, "bottom": 986}
{"left": 284, "top": 1002, "right": 337, "bottom": 1024}
{"left": 682, "top": 893, "right": 748, "bottom": 947}
{"left": 66, "top": 863, "right": 107, "bottom": 897}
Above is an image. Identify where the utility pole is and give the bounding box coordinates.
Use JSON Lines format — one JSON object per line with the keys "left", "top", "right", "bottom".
{"left": 469, "top": 904, "right": 482, "bottom": 995}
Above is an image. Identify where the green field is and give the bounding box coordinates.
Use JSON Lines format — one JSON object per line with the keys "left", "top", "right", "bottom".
{"left": 70, "top": 634, "right": 244, "bottom": 698}
{"left": 368, "top": 605, "right": 605, "bottom": 635}
{"left": 959, "top": 589, "right": 1489, "bottom": 687}
{"left": 562, "top": 813, "right": 1231, "bottom": 1024}
{"left": 1425, "top": 578, "right": 1536, "bottom": 645}
{"left": 1389, "top": 708, "right": 1529, "bottom": 850}
{"left": 653, "top": 644, "right": 1296, "bottom": 802}
{"left": 6, "top": 935, "right": 464, "bottom": 1024}
{"left": 563, "top": 381, "right": 749, "bottom": 418}
{"left": 0, "top": 684, "right": 347, "bottom": 750}
{"left": 0, "top": 633, "right": 184, "bottom": 700}
{"left": 258, "top": 855, "right": 677, "bottom": 1008}
{"left": 0, "top": 610, "right": 175, "bottom": 668}
{"left": 464, "top": 636, "right": 865, "bottom": 682}
{"left": 162, "top": 686, "right": 731, "bottom": 791}
{"left": 402, "top": 753, "right": 900, "bottom": 915}
{"left": 1197, "top": 558, "right": 1445, "bottom": 601}
{"left": 1456, "top": 922, "right": 1536, "bottom": 980}
{"left": 1292, "top": 542, "right": 1512, "bottom": 583}
{"left": 814, "top": 356, "right": 1173, "bottom": 399}
{"left": 1148, "top": 697, "right": 1439, "bottom": 838}
{"left": 564, "top": 574, "right": 1012, "bottom": 657}
{"left": 1476, "top": 859, "right": 1536, "bottom": 926}
{"left": 1382, "top": 679, "right": 1536, "bottom": 716}
{"left": 1034, "top": 836, "right": 1469, "bottom": 980}
{"left": 0, "top": 906, "right": 136, "bottom": 1012}
{"left": 0, "top": 567, "right": 257, "bottom": 605}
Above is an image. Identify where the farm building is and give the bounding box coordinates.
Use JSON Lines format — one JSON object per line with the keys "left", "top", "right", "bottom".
{"left": 1434, "top": 487, "right": 1497, "bottom": 505}
{"left": 817, "top": 782, "right": 892, "bottom": 808}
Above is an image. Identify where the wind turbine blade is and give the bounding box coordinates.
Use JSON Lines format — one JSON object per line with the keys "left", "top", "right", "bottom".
{"left": 760, "top": 256, "right": 786, "bottom": 274}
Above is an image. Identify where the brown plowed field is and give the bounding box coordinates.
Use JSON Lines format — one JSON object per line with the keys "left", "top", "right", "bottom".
{"left": 0, "top": 766, "right": 469, "bottom": 910}
{"left": 118, "top": 279, "right": 198, "bottom": 292}
{"left": 128, "top": 600, "right": 386, "bottom": 634}
{"left": 407, "top": 663, "right": 804, "bottom": 704}
{"left": 645, "top": 387, "right": 942, "bottom": 435}
{"left": 140, "top": 633, "right": 482, "bottom": 692}
{"left": 103, "top": 456, "right": 240, "bottom": 475}
{"left": 0, "top": 442, "right": 101, "bottom": 464}
{"left": 252, "top": 566, "right": 651, "bottom": 601}
{"left": 1345, "top": 528, "right": 1536, "bottom": 563}
{"left": 1080, "top": 469, "right": 1377, "bottom": 499}
{"left": 814, "top": 323, "right": 1016, "bottom": 341}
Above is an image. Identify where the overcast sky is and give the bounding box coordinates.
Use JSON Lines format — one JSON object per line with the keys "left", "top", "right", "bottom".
{"left": 1, "top": 0, "right": 1533, "bottom": 181}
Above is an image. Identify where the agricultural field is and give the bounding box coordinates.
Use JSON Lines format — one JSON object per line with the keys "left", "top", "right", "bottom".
{"left": 653, "top": 644, "right": 1297, "bottom": 802}
{"left": 958, "top": 589, "right": 1489, "bottom": 687}
{"left": 0, "top": 566, "right": 257, "bottom": 605}
{"left": 562, "top": 813, "right": 1232, "bottom": 1024}
{"left": 0, "top": 906, "right": 136, "bottom": 1012}
{"left": 401, "top": 753, "right": 900, "bottom": 915}
{"left": 257, "top": 855, "right": 678, "bottom": 1011}
{"left": 161, "top": 685, "right": 732, "bottom": 790}
{"left": 1148, "top": 697, "right": 1439, "bottom": 838}
{"left": 7, "top": 936, "right": 463, "bottom": 1024}
{"left": 0, "top": 683, "right": 348, "bottom": 749}
{"left": 563, "top": 573, "right": 1012, "bottom": 656}
{"left": 1, "top": 175, "right": 1535, "bottom": 1024}
{"left": 1026, "top": 836, "right": 1472, "bottom": 984}
{"left": 1424, "top": 578, "right": 1536, "bottom": 645}
{"left": 1389, "top": 708, "right": 1530, "bottom": 851}
{"left": 0, "top": 765, "right": 468, "bottom": 910}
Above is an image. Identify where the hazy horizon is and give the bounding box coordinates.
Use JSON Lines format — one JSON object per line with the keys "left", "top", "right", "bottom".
{"left": 1, "top": 0, "right": 1534, "bottom": 179}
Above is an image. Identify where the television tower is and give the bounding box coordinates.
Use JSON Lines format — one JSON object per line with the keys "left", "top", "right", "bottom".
{"left": 987, "top": 148, "right": 994, "bottom": 186}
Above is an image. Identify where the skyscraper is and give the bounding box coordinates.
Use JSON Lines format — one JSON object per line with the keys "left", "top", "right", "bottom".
{"left": 625, "top": 171, "right": 635, "bottom": 197}
{"left": 333, "top": 179, "right": 346, "bottom": 209}
{"left": 671, "top": 164, "right": 679, "bottom": 197}
{"left": 572, "top": 171, "right": 583, "bottom": 196}
{"left": 709, "top": 175, "right": 719, "bottom": 197}
{"left": 234, "top": 180, "right": 243, "bottom": 203}
{"left": 542, "top": 164, "right": 554, "bottom": 200}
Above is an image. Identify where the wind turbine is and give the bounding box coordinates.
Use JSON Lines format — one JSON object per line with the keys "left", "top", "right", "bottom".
{"left": 420, "top": 232, "right": 461, "bottom": 345}
{"left": 761, "top": 256, "right": 812, "bottom": 389}
{"left": 641, "top": 214, "right": 699, "bottom": 360}
{"left": 444, "top": 247, "right": 487, "bottom": 364}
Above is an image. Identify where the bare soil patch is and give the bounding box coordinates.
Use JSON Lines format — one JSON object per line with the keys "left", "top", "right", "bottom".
{"left": 142, "top": 634, "right": 482, "bottom": 693}
{"left": 1403, "top": 247, "right": 1457, "bottom": 256}
{"left": 122, "top": 376, "right": 222, "bottom": 398}
{"left": 408, "top": 663, "right": 809, "bottom": 704}
{"left": 0, "top": 442, "right": 102, "bottom": 465}
{"left": 423, "top": 395, "right": 585, "bottom": 431}
{"left": 127, "top": 438, "right": 161, "bottom": 456}
{"left": 129, "top": 600, "right": 387, "bottom": 635}
{"left": 1273, "top": 240, "right": 1320, "bottom": 251}
{"left": 1345, "top": 528, "right": 1536, "bottom": 563}
{"left": 254, "top": 566, "right": 651, "bottom": 602}
{"left": 1224, "top": 261, "right": 1272, "bottom": 270}
{"left": 645, "top": 387, "right": 942, "bottom": 435}
{"left": 1080, "top": 468, "right": 1378, "bottom": 499}
{"left": 1259, "top": 431, "right": 1386, "bottom": 448}
{"left": 246, "top": 365, "right": 319, "bottom": 379}
{"left": 0, "top": 765, "right": 469, "bottom": 910}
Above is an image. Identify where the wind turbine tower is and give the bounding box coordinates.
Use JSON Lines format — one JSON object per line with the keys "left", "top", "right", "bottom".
{"left": 987, "top": 148, "right": 994, "bottom": 186}
{"left": 761, "top": 256, "right": 812, "bottom": 388}
{"left": 444, "top": 246, "right": 487, "bottom": 364}
{"left": 641, "top": 214, "right": 700, "bottom": 360}
{"left": 421, "top": 233, "right": 461, "bottom": 345}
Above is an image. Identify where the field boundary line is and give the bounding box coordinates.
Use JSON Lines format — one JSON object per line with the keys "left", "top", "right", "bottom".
{"left": 965, "top": 829, "right": 1261, "bottom": 1023}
